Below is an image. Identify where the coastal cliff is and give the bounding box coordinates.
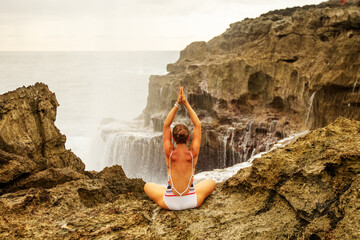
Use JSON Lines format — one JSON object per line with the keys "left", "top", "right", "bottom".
{"left": 144, "top": 0, "right": 360, "bottom": 171}
{"left": 0, "top": 84, "right": 359, "bottom": 239}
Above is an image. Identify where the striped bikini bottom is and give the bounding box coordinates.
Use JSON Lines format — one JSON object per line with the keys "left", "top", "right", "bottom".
{"left": 163, "top": 182, "right": 197, "bottom": 211}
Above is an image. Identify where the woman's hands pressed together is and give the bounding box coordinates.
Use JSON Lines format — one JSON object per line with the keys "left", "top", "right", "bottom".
{"left": 177, "top": 87, "right": 184, "bottom": 104}
{"left": 176, "top": 87, "right": 182, "bottom": 104}
{"left": 176, "top": 86, "right": 187, "bottom": 105}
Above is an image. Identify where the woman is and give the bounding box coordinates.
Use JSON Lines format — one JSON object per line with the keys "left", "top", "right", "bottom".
{"left": 144, "top": 87, "right": 216, "bottom": 210}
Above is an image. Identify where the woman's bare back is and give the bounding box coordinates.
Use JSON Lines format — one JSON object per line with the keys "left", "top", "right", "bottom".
{"left": 167, "top": 149, "right": 195, "bottom": 195}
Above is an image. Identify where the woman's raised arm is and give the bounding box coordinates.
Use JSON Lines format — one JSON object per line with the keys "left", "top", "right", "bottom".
{"left": 163, "top": 87, "right": 182, "bottom": 157}
{"left": 181, "top": 89, "right": 201, "bottom": 158}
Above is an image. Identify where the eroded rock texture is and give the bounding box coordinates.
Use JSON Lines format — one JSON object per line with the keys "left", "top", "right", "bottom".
{"left": 225, "top": 116, "right": 360, "bottom": 239}
{"left": 0, "top": 83, "right": 85, "bottom": 195}
{"left": 144, "top": 0, "right": 360, "bottom": 171}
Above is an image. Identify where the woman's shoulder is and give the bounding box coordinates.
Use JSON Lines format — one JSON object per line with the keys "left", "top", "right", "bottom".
{"left": 165, "top": 146, "right": 175, "bottom": 158}
{"left": 188, "top": 147, "right": 198, "bottom": 158}
{"left": 170, "top": 149, "right": 195, "bottom": 161}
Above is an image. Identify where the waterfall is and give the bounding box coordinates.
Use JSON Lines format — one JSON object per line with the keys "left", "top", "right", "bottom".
{"left": 214, "top": 118, "right": 281, "bottom": 172}
{"left": 305, "top": 92, "right": 316, "bottom": 128}
{"left": 229, "top": 127, "right": 236, "bottom": 165}
{"left": 89, "top": 120, "right": 167, "bottom": 183}
{"left": 218, "top": 127, "right": 237, "bottom": 168}
{"left": 240, "top": 120, "right": 253, "bottom": 161}
{"left": 265, "top": 120, "right": 277, "bottom": 151}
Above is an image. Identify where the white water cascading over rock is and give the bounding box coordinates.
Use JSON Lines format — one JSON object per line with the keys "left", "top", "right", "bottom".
{"left": 218, "top": 127, "right": 236, "bottom": 168}
{"left": 89, "top": 120, "right": 168, "bottom": 183}
{"left": 198, "top": 117, "right": 288, "bottom": 173}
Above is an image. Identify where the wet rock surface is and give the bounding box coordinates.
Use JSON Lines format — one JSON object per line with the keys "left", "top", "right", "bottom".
{"left": 143, "top": 0, "right": 360, "bottom": 171}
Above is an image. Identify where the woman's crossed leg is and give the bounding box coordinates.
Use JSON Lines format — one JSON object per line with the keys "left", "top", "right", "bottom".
{"left": 144, "top": 179, "right": 216, "bottom": 209}
{"left": 194, "top": 179, "right": 216, "bottom": 207}
{"left": 144, "top": 182, "right": 169, "bottom": 209}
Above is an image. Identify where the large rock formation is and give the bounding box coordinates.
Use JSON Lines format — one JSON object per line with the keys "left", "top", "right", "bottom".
{"left": 224, "top": 116, "right": 360, "bottom": 239}
{"left": 0, "top": 84, "right": 147, "bottom": 238}
{"left": 143, "top": 0, "right": 360, "bottom": 172}
{"left": 0, "top": 83, "right": 85, "bottom": 195}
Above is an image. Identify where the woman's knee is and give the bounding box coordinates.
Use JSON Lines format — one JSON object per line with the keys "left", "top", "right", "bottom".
{"left": 209, "top": 179, "right": 216, "bottom": 190}
{"left": 195, "top": 179, "right": 216, "bottom": 197}
{"left": 144, "top": 182, "right": 166, "bottom": 201}
{"left": 205, "top": 179, "right": 216, "bottom": 196}
{"left": 201, "top": 179, "right": 216, "bottom": 191}
{"left": 144, "top": 182, "right": 155, "bottom": 195}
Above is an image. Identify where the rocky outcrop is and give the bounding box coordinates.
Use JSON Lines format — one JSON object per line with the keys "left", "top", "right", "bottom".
{"left": 143, "top": 0, "right": 360, "bottom": 171}
{"left": 224, "top": 116, "right": 360, "bottom": 239}
{"left": 0, "top": 165, "right": 147, "bottom": 239}
{"left": 0, "top": 83, "right": 85, "bottom": 194}
{"left": 0, "top": 114, "right": 358, "bottom": 239}
{"left": 0, "top": 84, "right": 147, "bottom": 238}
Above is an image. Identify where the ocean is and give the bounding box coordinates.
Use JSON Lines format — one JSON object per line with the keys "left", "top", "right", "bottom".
{"left": 0, "top": 51, "right": 180, "bottom": 167}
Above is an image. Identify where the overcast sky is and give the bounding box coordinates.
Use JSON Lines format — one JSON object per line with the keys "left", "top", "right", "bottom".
{"left": 0, "top": 0, "right": 326, "bottom": 51}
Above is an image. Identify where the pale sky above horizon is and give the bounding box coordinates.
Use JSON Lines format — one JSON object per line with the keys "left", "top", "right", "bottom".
{"left": 0, "top": 0, "right": 326, "bottom": 51}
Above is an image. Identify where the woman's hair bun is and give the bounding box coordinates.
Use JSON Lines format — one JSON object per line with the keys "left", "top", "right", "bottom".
{"left": 173, "top": 124, "right": 190, "bottom": 144}
{"left": 178, "top": 129, "right": 187, "bottom": 137}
